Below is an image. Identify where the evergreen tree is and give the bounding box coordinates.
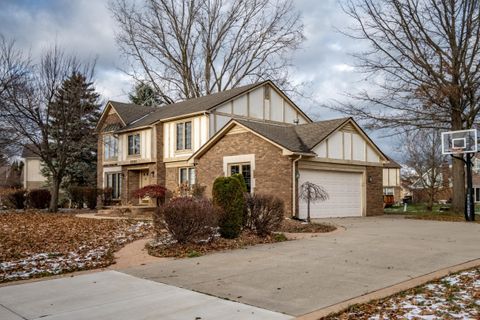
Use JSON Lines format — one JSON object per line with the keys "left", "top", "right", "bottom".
{"left": 44, "top": 72, "right": 100, "bottom": 210}
{"left": 129, "top": 82, "right": 161, "bottom": 106}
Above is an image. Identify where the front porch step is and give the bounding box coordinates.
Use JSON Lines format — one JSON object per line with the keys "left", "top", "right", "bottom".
{"left": 96, "top": 206, "right": 156, "bottom": 219}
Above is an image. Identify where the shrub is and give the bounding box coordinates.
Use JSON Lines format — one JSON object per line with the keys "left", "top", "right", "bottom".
{"left": 83, "top": 188, "right": 98, "bottom": 210}
{"left": 212, "top": 176, "right": 245, "bottom": 239}
{"left": 27, "top": 189, "right": 52, "bottom": 209}
{"left": 231, "top": 173, "right": 247, "bottom": 192}
{"left": 133, "top": 184, "right": 167, "bottom": 206}
{"left": 155, "top": 197, "right": 219, "bottom": 244}
{"left": 3, "top": 189, "right": 26, "bottom": 209}
{"left": 102, "top": 187, "right": 113, "bottom": 206}
{"left": 191, "top": 183, "right": 206, "bottom": 198}
{"left": 244, "top": 193, "right": 284, "bottom": 237}
{"left": 68, "top": 186, "right": 85, "bottom": 208}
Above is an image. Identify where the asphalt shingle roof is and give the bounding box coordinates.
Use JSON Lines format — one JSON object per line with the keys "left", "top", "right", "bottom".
{"left": 233, "top": 117, "right": 351, "bottom": 154}
{"left": 384, "top": 156, "right": 402, "bottom": 168}
{"left": 21, "top": 144, "right": 40, "bottom": 158}
{"left": 113, "top": 82, "right": 265, "bottom": 132}
{"left": 109, "top": 102, "right": 157, "bottom": 125}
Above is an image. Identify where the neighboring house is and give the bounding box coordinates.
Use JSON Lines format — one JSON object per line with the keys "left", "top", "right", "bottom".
{"left": 97, "top": 80, "right": 394, "bottom": 218}
{"left": 409, "top": 162, "right": 452, "bottom": 203}
{"left": 383, "top": 157, "right": 402, "bottom": 203}
{"left": 21, "top": 145, "right": 47, "bottom": 190}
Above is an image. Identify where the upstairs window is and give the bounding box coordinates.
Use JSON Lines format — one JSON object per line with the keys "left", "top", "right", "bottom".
{"left": 104, "top": 135, "right": 118, "bottom": 160}
{"left": 128, "top": 134, "right": 141, "bottom": 155}
{"left": 176, "top": 121, "right": 192, "bottom": 150}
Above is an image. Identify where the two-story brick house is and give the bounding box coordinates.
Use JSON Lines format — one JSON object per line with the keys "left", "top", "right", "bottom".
{"left": 97, "top": 80, "right": 392, "bottom": 218}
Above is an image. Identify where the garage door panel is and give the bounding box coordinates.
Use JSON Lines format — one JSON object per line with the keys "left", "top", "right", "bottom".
{"left": 298, "top": 169, "right": 363, "bottom": 218}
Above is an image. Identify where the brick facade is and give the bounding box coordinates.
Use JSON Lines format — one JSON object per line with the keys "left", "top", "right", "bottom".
{"left": 195, "top": 130, "right": 294, "bottom": 216}
{"left": 366, "top": 166, "right": 384, "bottom": 216}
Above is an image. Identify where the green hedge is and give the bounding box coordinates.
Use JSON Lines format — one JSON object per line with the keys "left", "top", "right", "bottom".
{"left": 212, "top": 176, "right": 245, "bottom": 239}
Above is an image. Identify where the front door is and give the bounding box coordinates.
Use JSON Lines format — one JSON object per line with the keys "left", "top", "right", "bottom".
{"left": 139, "top": 170, "right": 150, "bottom": 205}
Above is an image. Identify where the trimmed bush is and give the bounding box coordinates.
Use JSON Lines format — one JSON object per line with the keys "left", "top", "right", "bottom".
{"left": 212, "top": 176, "right": 245, "bottom": 239}
{"left": 231, "top": 173, "right": 247, "bottom": 192}
{"left": 245, "top": 193, "right": 284, "bottom": 236}
{"left": 4, "top": 189, "right": 26, "bottom": 209}
{"left": 27, "top": 189, "right": 52, "bottom": 209}
{"left": 155, "top": 197, "right": 219, "bottom": 244}
{"left": 68, "top": 187, "right": 99, "bottom": 209}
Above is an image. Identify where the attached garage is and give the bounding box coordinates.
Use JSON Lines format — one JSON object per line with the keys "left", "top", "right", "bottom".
{"left": 298, "top": 169, "right": 364, "bottom": 218}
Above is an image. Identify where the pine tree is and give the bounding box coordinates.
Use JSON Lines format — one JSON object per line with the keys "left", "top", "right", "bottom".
{"left": 45, "top": 72, "right": 100, "bottom": 210}
{"left": 129, "top": 82, "right": 161, "bottom": 106}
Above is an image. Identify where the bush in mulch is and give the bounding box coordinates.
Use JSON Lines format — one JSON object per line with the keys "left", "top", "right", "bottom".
{"left": 155, "top": 197, "right": 219, "bottom": 244}
{"left": 147, "top": 230, "right": 286, "bottom": 258}
{"left": 278, "top": 218, "right": 336, "bottom": 233}
{"left": 212, "top": 176, "right": 245, "bottom": 239}
{"left": 244, "top": 193, "right": 284, "bottom": 236}
{"left": 0, "top": 212, "right": 153, "bottom": 282}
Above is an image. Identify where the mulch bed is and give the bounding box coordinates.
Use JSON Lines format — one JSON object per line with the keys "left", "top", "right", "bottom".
{"left": 278, "top": 218, "right": 337, "bottom": 233}
{"left": 324, "top": 268, "right": 480, "bottom": 319}
{"left": 0, "top": 211, "right": 153, "bottom": 282}
{"left": 147, "top": 230, "right": 286, "bottom": 258}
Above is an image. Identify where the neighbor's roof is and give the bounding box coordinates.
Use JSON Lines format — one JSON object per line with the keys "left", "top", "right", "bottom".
{"left": 21, "top": 144, "right": 40, "bottom": 158}
{"left": 234, "top": 118, "right": 350, "bottom": 154}
{"left": 114, "top": 82, "right": 265, "bottom": 132}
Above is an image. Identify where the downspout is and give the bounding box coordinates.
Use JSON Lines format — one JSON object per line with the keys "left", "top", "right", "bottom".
{"left": 292, "top": 155, "right": 302, "bottom": 218}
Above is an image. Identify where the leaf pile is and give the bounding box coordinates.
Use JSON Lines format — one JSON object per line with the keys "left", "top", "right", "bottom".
{"left": 278, "top": 219, "right": 336, "bottom": 233}
{"left": 147, "top": 230, "right": 285, "bottom": 258}
{"left": 0, "top": 212, "right": 153, "bottom": 282}
{"left": 325, "top": 268, "right": 480, "bottom": 319}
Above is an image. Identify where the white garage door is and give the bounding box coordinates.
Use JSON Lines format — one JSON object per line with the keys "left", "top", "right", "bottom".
{"left": 298, "top": 169, "right": 363, "bottom": 218}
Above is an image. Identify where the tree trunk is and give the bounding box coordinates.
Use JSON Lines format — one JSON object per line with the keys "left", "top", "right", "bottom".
{"left": 49, "top": 176, "right": 61, "bottom": 212}
{"left": 451, "top": 157, "right": 465, "bottom": 213}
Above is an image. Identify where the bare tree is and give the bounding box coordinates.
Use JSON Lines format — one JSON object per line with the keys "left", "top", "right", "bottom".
{"left": 299, "top": 182, "right": 329, "bottom": 223}
{"left": 110, "top": 0, "right": 304, "bottom": 104}
{"left": 0, "top": 35, "right": 98, "bottom": 212}
{"left": 404, "top": 129, "right": 447, "bottom": 211}
{"left": 337, "top": 0, "right": 480, "bottom": 213}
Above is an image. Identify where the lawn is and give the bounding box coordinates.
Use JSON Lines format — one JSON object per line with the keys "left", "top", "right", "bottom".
{"left": 385, "top": 203, "right": 480, "bottom": 223}
{"left": 0, "top": 211, "right": 153, "bottom": 282}
{"left": 325, "top": 268, "right": 480, "bottom": 319}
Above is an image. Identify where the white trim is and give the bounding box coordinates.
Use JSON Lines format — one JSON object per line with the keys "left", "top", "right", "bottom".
{"left": 223, "top": 154, "right": 255, "bottom": 192}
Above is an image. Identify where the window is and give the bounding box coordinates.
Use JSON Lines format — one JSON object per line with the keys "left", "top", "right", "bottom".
{"left": 476, "top": 188, "right": 480, "bottom": 202}
{"left": 475, "top": 159, "right": 480, "bottom": 173}
{"left": 176, "top": 121, "right": 192, "bottom": 150}
{"left": 106, "top": 172, "right": 122, "bottom": 200}
{"left": 179, "top": 167, "right": 195, "bottom": 186}
{"left": 104, "top": 135, "right": 118, "bottom": 160}
{"left": 128, "top": 134, "right": 140, "bottom": 155}
{"left": 229, "top": 163, "right": 251, "bottom": 192}
{"left": 383, "top": 187, "right": 394, "bottom": 195}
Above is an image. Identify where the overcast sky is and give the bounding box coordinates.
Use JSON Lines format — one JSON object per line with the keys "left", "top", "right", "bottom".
{"left": 0, "top": 0, "right": 402, "bottom": 160}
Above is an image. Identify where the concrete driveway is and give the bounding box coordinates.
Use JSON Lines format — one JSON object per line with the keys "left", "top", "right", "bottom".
{"left": 0, "top": 271, "right": 291, "bottom": 320}
{"left": 121, "top": 216, "right": 480, "bottom": 317}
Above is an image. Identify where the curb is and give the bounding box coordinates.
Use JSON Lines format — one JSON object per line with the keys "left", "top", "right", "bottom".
{"left": 295, "top": 258, "right": 480, "bottom": 320}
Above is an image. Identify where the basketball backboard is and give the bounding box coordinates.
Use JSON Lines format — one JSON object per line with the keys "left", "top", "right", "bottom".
{"left": 441, "top": 129, "right": 478, "bottom": 155}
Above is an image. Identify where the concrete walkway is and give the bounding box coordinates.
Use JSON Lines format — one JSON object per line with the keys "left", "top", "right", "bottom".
{"left": 0, "top": 271, "right": 291, "bottom": 320}
{"left": 121, "top": 216, "right": 480, "bottom": 316}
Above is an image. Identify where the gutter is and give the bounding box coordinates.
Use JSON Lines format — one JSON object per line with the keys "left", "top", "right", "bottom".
{"left": 292, "top": 154, "right": 302, "bottom": 218}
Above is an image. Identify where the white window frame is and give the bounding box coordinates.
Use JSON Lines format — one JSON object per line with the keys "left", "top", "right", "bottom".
{"left": 104, "top": 134, "right": 118, "bottom": 160}
{"left": 228, "top": 163, "right": 252, "bottom": 193}
{"left": 383, "top": 187, "right": 394, "bottom": 195}
{"left": 128, "top": 133, "right": 141, "bottom": 156}
{"left": 179, "top": 167, "right": 196, "bottom": 186}
{"left": 176, "top": 121, "right": 192, "bottom": 151}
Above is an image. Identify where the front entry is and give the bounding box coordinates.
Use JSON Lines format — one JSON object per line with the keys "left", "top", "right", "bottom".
{"left": 139, "top": 170, "right": 151, "bottom": 205}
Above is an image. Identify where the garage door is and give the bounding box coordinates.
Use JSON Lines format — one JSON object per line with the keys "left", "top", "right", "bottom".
{"left": 298, "top": 169, "right": 363, "bottom": 218}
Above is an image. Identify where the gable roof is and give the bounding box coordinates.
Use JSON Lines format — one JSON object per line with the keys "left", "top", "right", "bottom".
{"left": 21, "top": 144, "right": 40, "bottom": 158}
{"left": 114, "top": 82, "right": 266, "bottom": 132}
{"left": 108, "top": 102, "right": 157, "bottom": 125}
{"left": 384, "top": 156, "right": 402, "bottom": 168}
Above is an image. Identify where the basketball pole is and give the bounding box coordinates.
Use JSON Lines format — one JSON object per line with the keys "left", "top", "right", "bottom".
{"left": 465, "top": 153, "right": 475, "bottom": 222}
